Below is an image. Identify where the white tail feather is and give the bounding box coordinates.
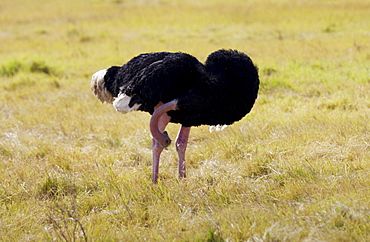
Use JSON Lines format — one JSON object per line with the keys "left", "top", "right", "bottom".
{"left": 209, "top": 124, "right": 228, "bottom": 133}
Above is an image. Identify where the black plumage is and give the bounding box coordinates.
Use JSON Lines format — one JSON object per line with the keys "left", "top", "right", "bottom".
{"left": 96, "top": 49, "right": 259, "bottom": 127}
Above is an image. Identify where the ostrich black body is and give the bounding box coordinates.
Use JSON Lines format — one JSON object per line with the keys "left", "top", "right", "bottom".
{"left": 95, "top": 49, "right": 259, "bottom": 127}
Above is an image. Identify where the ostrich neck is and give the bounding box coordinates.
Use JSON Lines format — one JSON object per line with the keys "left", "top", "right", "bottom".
{"left": 150, "top": 100, "right": 178, "bottom": 148}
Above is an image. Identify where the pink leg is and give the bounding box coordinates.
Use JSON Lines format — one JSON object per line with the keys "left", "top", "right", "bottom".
{"left": 152, "top": 138, "right": 163, "bottom": 184}
{"left": 152, "top": 113, "right": 171, "bottom": 183}
{"left": 176, "top": 126, "right": 191, "bottom": 179}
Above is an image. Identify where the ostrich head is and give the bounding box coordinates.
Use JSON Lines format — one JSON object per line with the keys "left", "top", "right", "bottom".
{"left": 91, "top": 69, "right": 114, "bottom": 103}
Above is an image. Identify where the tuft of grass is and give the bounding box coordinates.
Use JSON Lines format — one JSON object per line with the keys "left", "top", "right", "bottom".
{"left": 30, "top": 60, "right": 57, "bottom": 75}
{"left": 0, "top": 58, "right": 61, "bottom": 78}
{"left": 0, "top": 60, "right": 23, "bottom": 77}
{"left": 38, "top": 175, "right": 78, "bottom": 200}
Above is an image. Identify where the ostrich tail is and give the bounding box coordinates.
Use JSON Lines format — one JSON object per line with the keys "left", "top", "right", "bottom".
{"left": 205, "top": 49, "right": 259, "bottom": 99}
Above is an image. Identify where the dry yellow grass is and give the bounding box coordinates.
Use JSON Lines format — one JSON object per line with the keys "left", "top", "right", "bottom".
{"left": 1, "top": 0, "right": 369, "bottom": 241}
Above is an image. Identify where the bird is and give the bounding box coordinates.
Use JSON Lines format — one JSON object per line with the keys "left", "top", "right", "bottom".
{"left": 91, "top": 49, "right": 259, "bottom": 183}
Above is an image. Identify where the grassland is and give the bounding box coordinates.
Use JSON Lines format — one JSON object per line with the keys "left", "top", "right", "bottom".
{"left": 1, "top": 0, "right": 369, "bottom": 241}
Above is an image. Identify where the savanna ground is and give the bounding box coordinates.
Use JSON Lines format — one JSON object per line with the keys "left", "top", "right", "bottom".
{"left": 1, "top": 0, "right": 369, "bottom": 241}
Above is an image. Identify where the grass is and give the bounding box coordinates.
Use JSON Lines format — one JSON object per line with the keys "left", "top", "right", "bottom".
{"left": 1, "top": 0, "right": 369, "bottom": 240}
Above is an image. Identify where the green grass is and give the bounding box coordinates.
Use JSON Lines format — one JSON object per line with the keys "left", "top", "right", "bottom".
{"left": 1, "top": 0, "right": 370, "bottom": 240}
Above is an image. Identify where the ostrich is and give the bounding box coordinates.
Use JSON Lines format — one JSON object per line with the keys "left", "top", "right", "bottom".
{"left": 91, "top": 49, "right": 259, "bottom": 183}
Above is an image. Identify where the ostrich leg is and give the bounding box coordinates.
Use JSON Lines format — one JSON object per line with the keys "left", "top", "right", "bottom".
{"left": 150, "top": 100, "right": 178, "bottom": 183}
{"left": 151, "top": 113, "right": 171, "bottom": 184}
{"left": 176, "top": 126, "right": 191, "bottom": 178}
